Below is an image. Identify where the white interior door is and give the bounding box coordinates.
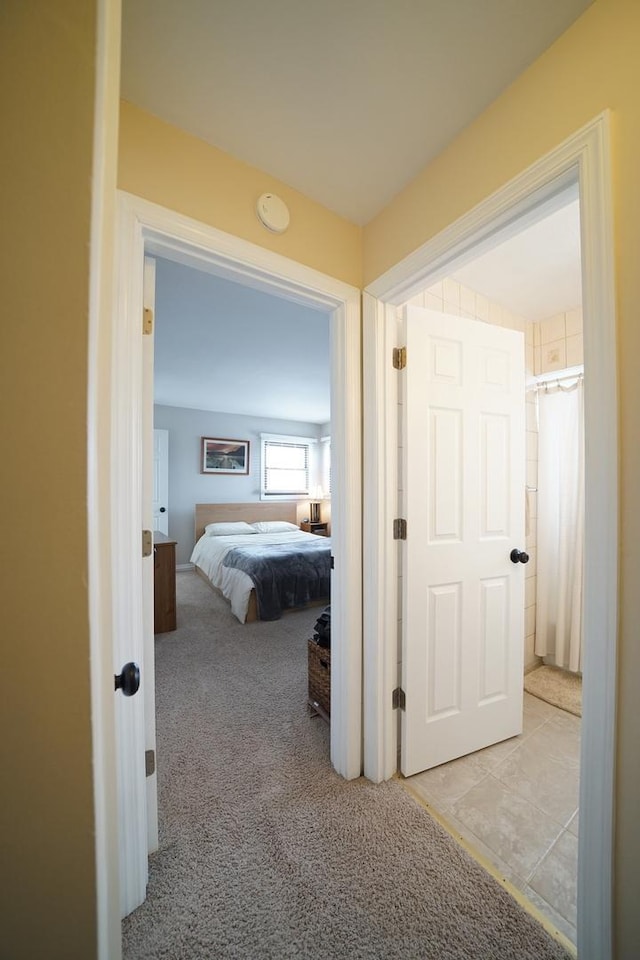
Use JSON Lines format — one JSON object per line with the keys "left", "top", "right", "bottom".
{"left": 114, "top": 263, "right": 156, "bottom": 917}
{"left": 401, "top": 305, "right": 526, "bottom": 777}
{"left": 142, "top": 257, "right": 159, "bottom": 854}
{"left": 152, "top": 429, "right": 169, "bottom": 534}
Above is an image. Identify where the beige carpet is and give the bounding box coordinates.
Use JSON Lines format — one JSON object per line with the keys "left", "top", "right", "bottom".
{"left": 524, "top": 665, "right": 582, "bottom": 717}
{"left": 122, "top": 572, "right": 571, "bottom": 960}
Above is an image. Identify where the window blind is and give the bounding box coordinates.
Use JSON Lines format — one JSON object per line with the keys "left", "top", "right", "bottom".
{"left": 262, "top": 439, "right": 310, "bottom": 496}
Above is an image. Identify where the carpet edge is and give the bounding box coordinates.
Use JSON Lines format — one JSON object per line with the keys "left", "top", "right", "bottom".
{"left": 398, "top": 777, "right": 578, "bottom": 959}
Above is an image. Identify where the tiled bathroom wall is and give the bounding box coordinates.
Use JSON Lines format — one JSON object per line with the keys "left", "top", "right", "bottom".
{"left": 534, "top": 309, "right": 583, "bottom": 374}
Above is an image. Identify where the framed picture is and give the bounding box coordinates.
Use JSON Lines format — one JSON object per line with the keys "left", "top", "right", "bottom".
{"left": 201, "top": 437, "right": 250, "bottom": 475}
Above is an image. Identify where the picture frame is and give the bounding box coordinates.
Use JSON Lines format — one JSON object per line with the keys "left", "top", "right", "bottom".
{"left": 201, "top": 437, "right": 250, "bottom": 475}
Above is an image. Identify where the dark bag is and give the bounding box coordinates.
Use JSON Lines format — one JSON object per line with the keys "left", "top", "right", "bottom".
{"left": 313, "top": 605, "right": 331, "bottom": 648}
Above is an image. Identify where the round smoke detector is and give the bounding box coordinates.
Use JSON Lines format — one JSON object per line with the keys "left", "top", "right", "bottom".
{"left": 256, "top": 193, "right": 290, "bottom": 233}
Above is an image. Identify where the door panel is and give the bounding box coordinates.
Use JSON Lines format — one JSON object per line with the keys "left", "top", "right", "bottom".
{"left": 401, "top": 306, "right": 525, "bottom": 777}
{"left": 142, "top": 257, "right": 159, "bottom": 856}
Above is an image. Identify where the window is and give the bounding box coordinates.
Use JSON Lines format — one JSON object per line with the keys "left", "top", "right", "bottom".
{"left": 261, "top": 434, "right": 316, "bottom": 498}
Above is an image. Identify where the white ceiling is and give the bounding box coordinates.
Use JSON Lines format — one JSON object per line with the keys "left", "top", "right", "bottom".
{"left": 121, "top": 0, "right": 592, "bottom": 226}
{"left": 452, "top": 197, "right": 582, "bottom": 322}
{"left": 153, "top": 256, "right": 331, "bottom": 423}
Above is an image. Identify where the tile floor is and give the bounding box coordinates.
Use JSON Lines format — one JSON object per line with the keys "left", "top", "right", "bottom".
{"left": 404, "top": 692, "right": 580, "bottom": 945}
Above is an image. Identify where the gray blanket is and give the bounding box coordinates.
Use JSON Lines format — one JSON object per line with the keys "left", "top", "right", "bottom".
{"left": 223, "top": 538, "right": 331, "bottom": 620}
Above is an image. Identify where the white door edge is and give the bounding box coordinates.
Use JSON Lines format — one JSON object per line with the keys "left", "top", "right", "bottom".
{"left": 142, "top": 259, "right": 159, "bottom": 855}
{"left": 362, "top": 293, "right": 401, "bottom": 782}
{"left": 362, "top": 111, "right": 617, "bottom": 960}
{"left": 112, "top": 199, "right": 149, "bottom": 917}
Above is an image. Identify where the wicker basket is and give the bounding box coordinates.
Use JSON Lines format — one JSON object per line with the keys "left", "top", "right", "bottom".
{"left": 307, "top": 638, "right": 331, "bottom": 717}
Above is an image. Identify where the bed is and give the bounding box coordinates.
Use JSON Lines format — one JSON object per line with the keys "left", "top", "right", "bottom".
{"left": 190, "top": 502, "right": 331, "bottom": 623}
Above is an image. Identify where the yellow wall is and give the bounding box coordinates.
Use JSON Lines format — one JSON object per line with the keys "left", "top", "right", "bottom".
{"left": 0, "top": 2, "right": 99, "bottom": 958}
{"left": 364, "top": 0, "right": 640, "bottom": 951}
{"left": 118, "top": 101, "right": 363, "bottom": 288}
{"left": 4, "top": 0, "right": 638, "bottom": 955}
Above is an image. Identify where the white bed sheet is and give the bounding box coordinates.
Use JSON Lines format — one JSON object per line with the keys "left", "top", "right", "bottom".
{"left": 190, "top": 529, "right": 327, "bottom": 623}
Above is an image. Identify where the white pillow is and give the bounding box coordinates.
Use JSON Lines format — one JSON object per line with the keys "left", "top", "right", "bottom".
{"left": 204, "top": 521, "right": 257, "bottom": 537}
{"left": 251, "top": 520, "right": 299, "bottom": 533}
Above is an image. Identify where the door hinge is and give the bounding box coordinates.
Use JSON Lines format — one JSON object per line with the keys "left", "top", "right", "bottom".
{"left": 393, "top": 518, "right": 407, "bottom": 540}
{"left": 392, "top": 346, "right": 406, "bottom": 370}
{"left": 145, "top": 749, "right": 155, "bottom": 777}
{"left": 143, "top": 307, "right": 153, "bottom": 335}
{"left": 142, "top": 529, "right": 153, "bottom": 557}
{"left": 392, "top": 687, "right": 406, "bottom": 711}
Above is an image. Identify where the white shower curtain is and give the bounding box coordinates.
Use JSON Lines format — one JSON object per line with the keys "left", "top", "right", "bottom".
{"left": 535, "top": 377, "right": 584, "bottom": 673}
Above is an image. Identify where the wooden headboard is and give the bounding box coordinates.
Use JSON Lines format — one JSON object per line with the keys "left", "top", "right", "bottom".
{"left": 195, "top": 502, "right": 299, "bottom": 541}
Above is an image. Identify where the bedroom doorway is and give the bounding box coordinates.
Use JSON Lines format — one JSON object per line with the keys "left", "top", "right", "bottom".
{"left": 113, "top": 192, "right": 362, "bottom": 917}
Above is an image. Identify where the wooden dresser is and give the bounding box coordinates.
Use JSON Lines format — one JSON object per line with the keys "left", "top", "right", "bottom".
{"left": 154, "top": 531, "right": 177, "bottom": 633}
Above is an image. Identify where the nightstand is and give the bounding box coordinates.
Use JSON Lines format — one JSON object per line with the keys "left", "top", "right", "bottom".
{"left": 154, "top": 531, "right": 177, "bottom": 633}
{"left": 301, "top": 521, "right": 329, "bottom": 536}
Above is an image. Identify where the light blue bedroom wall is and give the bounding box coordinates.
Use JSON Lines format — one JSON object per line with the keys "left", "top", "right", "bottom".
{"left": 154, "top": 404, "right": 323, "bottom": 565}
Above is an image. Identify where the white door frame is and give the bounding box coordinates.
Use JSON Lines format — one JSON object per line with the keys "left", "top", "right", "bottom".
{"left": 111, "top": 190, "right": 362, "bottom": 912}
{"left": 362, "top": 112, "right": 617, "bottom": 960}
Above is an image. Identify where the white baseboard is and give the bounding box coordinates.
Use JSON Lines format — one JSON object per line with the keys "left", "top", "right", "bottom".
{"left": 176, "top": 563, "right": 194, "bottom": 572}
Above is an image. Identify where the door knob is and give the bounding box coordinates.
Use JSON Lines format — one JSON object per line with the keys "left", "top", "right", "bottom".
{"left": 114, "top": 661, "right": 140, "bottom": 697}
{"left": 159, "top": 507, "right": 166, "bottom": 513}
{"left": 510, "top": 548, "right": 530, "bottom": 564}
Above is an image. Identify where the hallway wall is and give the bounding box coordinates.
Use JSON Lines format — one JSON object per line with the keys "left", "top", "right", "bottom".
{"left": 2, "top": 3, "right": 112, "bottom": 957}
